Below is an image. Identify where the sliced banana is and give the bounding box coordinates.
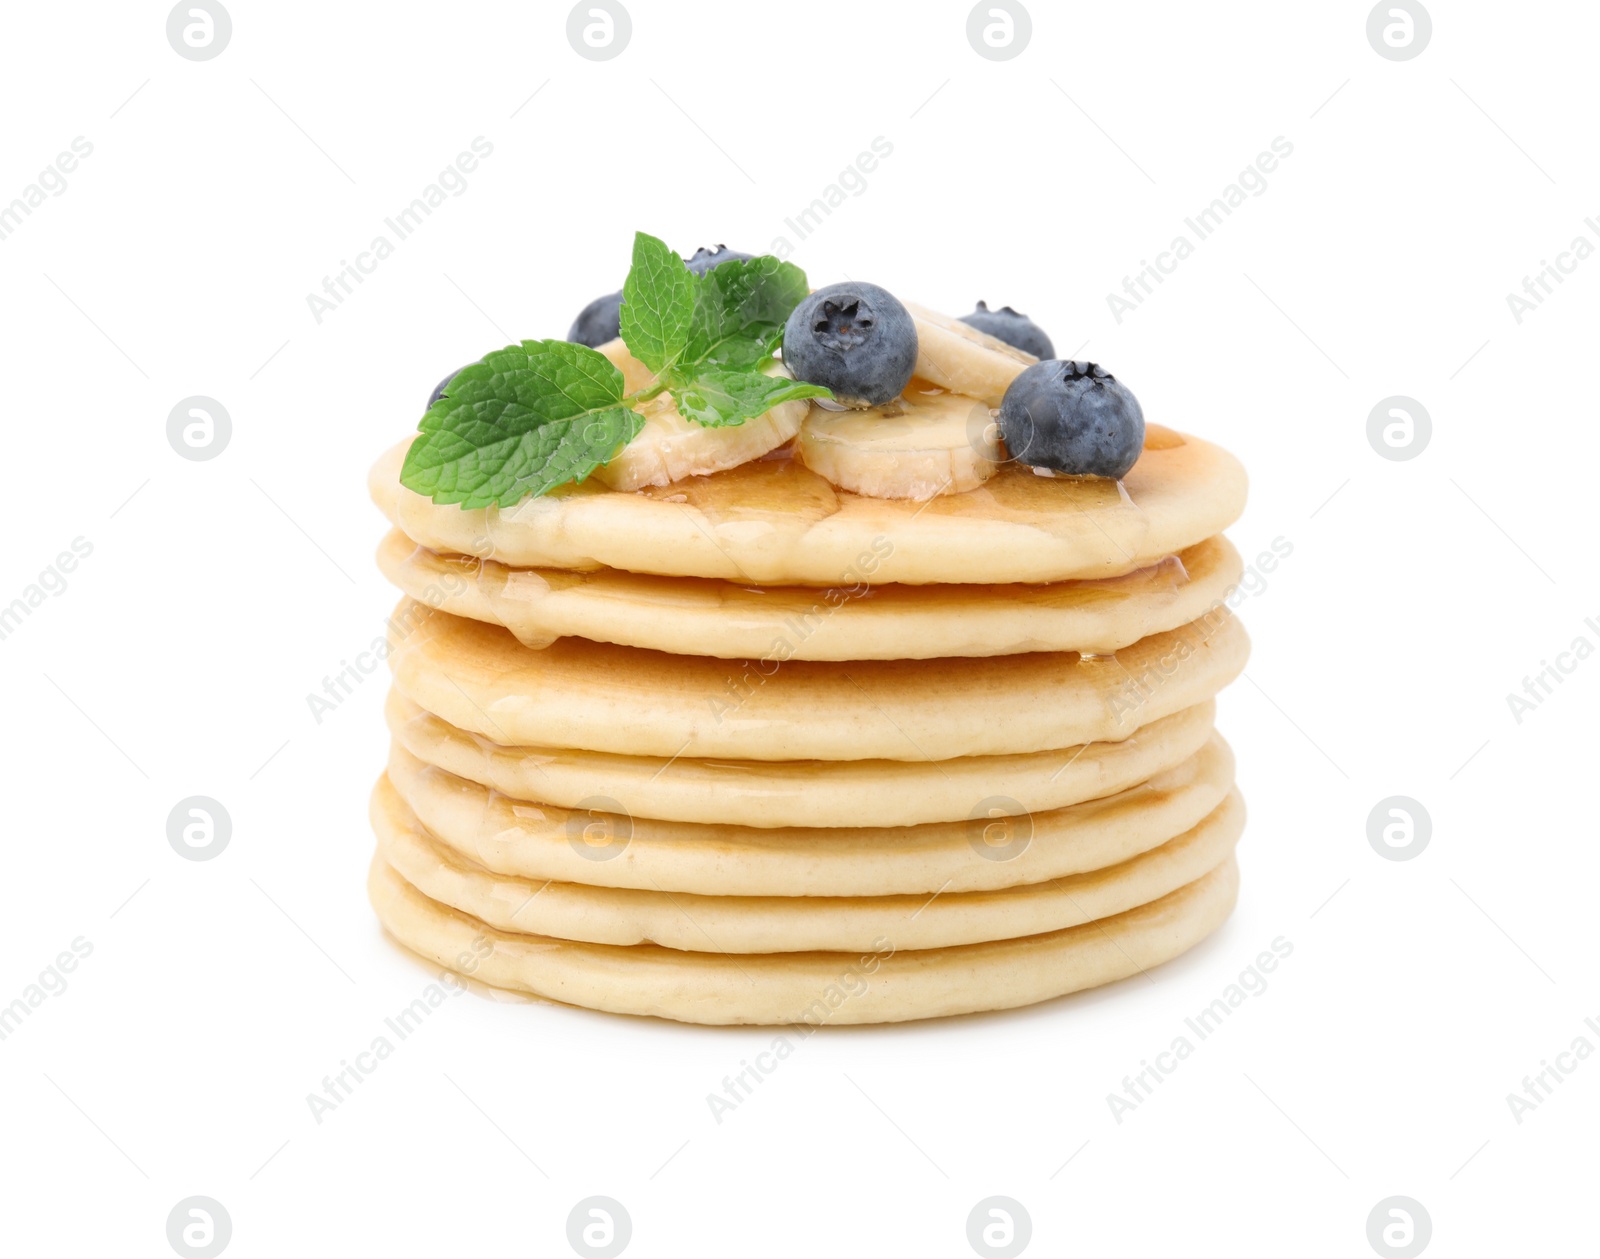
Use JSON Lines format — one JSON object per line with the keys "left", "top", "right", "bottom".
{"left": 798, "top": 386, "right": 1001, "bottom": 500}
{"left": 589, "top": 340, "right": 806, "bottom": 491}
{"left": 594, "top": 337, "right": 655, "bottom": 393}
{"left": 906, "top": 302, "right": 1037, "bottom": 407}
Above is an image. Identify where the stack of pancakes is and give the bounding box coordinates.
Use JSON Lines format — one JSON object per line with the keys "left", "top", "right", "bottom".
{"left": 364, "top": 421, "right": 1249, "bottom": 1025}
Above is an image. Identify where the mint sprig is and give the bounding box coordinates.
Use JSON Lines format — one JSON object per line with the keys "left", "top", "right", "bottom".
{"left": 400, "top": 232, "right": 830, "bottom": 507}
{"left": 619, "top": 232, "right": 695, "bottom": 375}
{"left": 683, "top": 254, "right": 811, "bottom": 371}
{"left": 399, "top": 341, "right": 641, "bottom": 507}
{"left": 676, "top": 367, "right": 820, "bottom": 428}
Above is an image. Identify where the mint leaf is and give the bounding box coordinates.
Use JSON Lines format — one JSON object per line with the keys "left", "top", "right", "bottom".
{"left": 674, "top": 367, "right": 832, "bottom": 428}
{"left": 400, "top": 339, "right": 642, "bottom": 508}
{"left": 680, "top": 256, "right": 811, "bottom": 372}
{"left": 649, "top": 255, "right": 826, "bottom": 427}
{"left": 618, "top": 231, "right": 694, "bottom": 374}
{"left": 401, "top": 233, "right": 830, "bottom": 508}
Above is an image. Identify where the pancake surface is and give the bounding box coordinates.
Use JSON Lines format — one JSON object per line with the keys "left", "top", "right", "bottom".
{"left": 385, "top": 691, "right": 1218, "bottom": 828}
{"left": 373, "top": 773, "right": 1242, "bottom": 952}
{"left": 369, "top": 852, "right": 1240, "bottom": 1024}
{"left": 377, "top": 530, "right": 1243, "bottom": 660}
{"left": 369, "top": 425, "right": 1246, "bottom": 585}
{"left": 384, "top": 732, "right": 1235, "bottom": 894}
{"left": 385, "top": 598, "right": 1247, "bottom": 761}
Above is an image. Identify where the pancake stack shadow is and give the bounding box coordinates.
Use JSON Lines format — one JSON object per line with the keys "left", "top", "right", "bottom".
{"left": 364, "top": 435, "right": 1250, "bottom": 1025}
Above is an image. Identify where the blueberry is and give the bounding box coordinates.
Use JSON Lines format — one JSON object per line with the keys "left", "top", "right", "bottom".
{"left": 685, "top": 245, "right": 754, "bottom": 275}
{"left": 959, "top": 301, "right": 1054, "bottom": 359}
{"left": 567, "top": 247, "right": 749, "bottom": 347}
{"left": 567, "top": 290, "right": 624, "bottom": 347}
{"left": 998, "top": 360, "right": 1145, "bottom": 479}
{"left": 426, "top": 366, "right": 470, "bottom": 409}
{"left": 782, "top": 282, "right": 918, "bottom": 407}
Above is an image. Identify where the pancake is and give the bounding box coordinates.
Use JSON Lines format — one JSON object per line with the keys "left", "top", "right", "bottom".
{"left": 368, "top": 426, "right": 1247, "bottom": 586}
{"left": 376, "top": 530, "right": 1243, "bottom": 660}
{"left": 384, "top": 732, "right": 1235, "bottom": 895}
{"left": 385, "top": 690, "right": 1219, "bottom": 829}
{"left": 368, "top": 851, "right": 1241, "bottom": 1024}
{"left": 385, "top": 599, "right": 1248, "bottom": 761}
{"left": 373, "top": 774, "right": 1242, "bottom": 953}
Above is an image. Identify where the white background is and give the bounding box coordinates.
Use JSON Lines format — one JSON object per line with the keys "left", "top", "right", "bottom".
{"left": 2, "top": 1, "right": 1596, "bottom": 1255}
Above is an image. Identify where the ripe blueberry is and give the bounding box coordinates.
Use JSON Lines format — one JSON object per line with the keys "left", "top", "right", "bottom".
{"left": 567, "top": 290, "right": 624, "bottom": 348}
{"left": 998, "top": 360, "right": 1145, "bottom": 479}
{"left": 686, "top": 245, "right": 754, "bottom": 274}
{"left": 426, "top": 366, "right": 471, "bottom": 409}
{"left": 782, "top": 281, "right": 918, "bottom": 407}
{"left": 568, "top": 246, "right": 751, "bottom": 347}
{"left": 959, "top": 301, "right": 1054, "bottom": 359}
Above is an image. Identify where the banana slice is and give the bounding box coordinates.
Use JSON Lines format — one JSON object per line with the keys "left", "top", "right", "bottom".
{"left": 589, "top": 340, "right": 806, "bottom": 491}
{"left": 594, "top": 337, "right": 655, "bottom": 393}
{"left": 797, "top": 386, "right": 1002, "bottom": 500}
{"left": 906, "top": 302, "right": 1037, "bottom": 407}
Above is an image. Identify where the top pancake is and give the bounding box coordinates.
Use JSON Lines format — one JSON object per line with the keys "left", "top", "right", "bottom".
{"left": 369, "top": 425, "right": 1246, "bottom": 586}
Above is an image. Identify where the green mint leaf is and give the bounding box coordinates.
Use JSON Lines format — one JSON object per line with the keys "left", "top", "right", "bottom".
{"left": 618, "top": 231, "right": 694, "bottom": 374}
{"left": 400, "top": 236, "right": 828, "bottom": 507}
{"left": 672, "top": 367, "right": 832, "bottom": 428}
{"left": 400, "top": 339, "right": 642, "bottom": 507}
{"left": 681, "top": 256, "right": 812, "bottom": 371}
